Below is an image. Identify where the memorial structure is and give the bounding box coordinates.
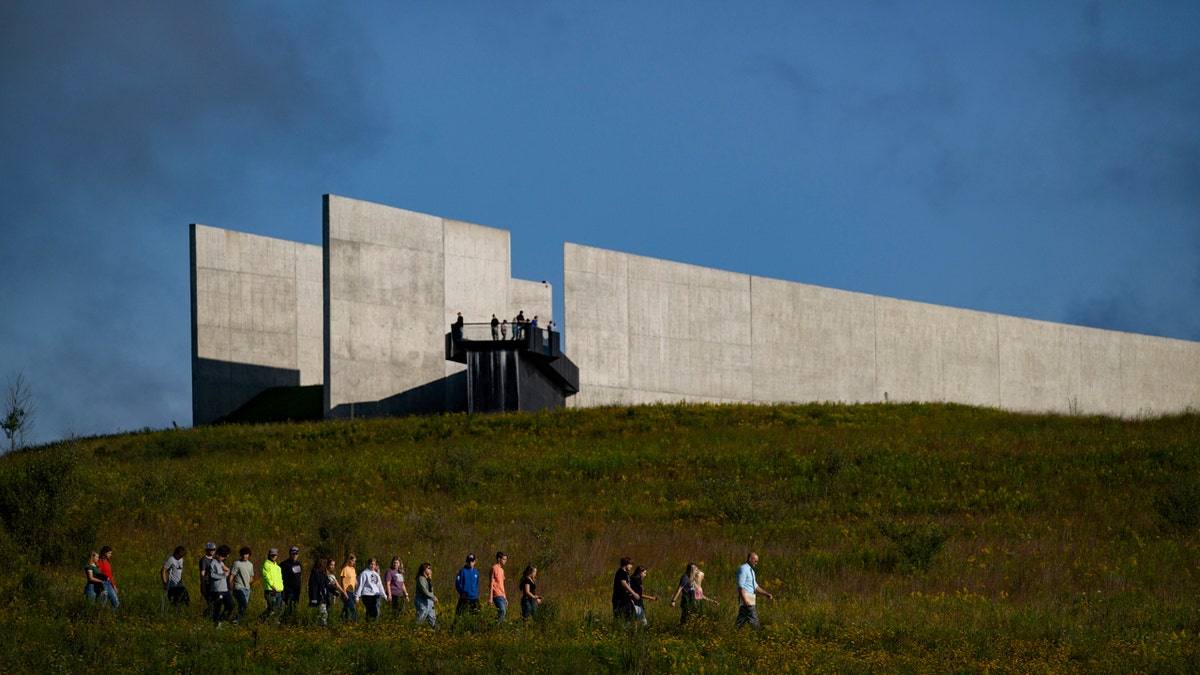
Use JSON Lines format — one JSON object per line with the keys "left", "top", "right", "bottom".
{"left": 192, "top": 195, "right": 1200, "bottom": 425}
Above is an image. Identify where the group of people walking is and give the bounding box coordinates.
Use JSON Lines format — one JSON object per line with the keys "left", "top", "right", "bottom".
{"left": 612, "top": 551, "right": 773, "bottom": 629}
{"left": 86, "top": 544, "right": 544, "bottom": 629}
{"left": 87, "top": 544, "right": 771, "bottom": 631}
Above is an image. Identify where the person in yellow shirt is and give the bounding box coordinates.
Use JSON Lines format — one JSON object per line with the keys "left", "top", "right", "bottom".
{"left": 490, "top": 551, "right": 508, "bottom": 621}
{"left": 260, "top": 548, "right": 284, "bottom": 621}
{"left": 340, "top": 555, "right": 359, "bottom": 622}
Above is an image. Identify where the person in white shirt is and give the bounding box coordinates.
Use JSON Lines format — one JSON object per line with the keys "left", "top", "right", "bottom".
{"left": 357, "top": 558, "right": 389, "bottom": 622}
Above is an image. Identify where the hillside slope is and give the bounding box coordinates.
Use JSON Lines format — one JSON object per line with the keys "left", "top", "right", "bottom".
{"left": 1, "top": 403, "right": 1197, "bottom": 672}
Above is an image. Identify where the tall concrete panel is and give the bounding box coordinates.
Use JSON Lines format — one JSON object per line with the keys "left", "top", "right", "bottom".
{"left": 751, "top": 277, "right": 875, "bottom": 404}
{"left": 565, "top": 244, "right": 756, "bottom": 406}
{"left": 508, "top": 279, "right": 553, "bottom": 329}
{"left": 875, "top": 299, "right": 1001, "bottom": 408}
{"left": 325, "top": 195, "right": 448, "bottom": 417}
{"left": 564, "top": 242, "right": 1200, "bottom": 417}
{"left": 190, "top": 224, "right": 323, "bottom": 425}
{"left": 323, "top": 195, "right": 550, "bottom": 418}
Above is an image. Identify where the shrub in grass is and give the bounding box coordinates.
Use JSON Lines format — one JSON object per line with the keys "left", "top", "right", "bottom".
{"left": 1154, "top": 475, "right": 1200, "bottom": 533}
{"left": 873, "top": 517, "right": 951, "bottom": 573}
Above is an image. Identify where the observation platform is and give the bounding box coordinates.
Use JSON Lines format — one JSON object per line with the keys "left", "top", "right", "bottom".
{"left": 446, "top": 322, "right": 579, "bottom": 414}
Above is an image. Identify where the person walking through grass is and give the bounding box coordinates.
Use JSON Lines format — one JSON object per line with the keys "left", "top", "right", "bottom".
{"left": 385, "top": 556, "right": 409, "bottom": 620}
{"left": 519, "top": 565, "right": 541, "bottom": 621}
{"left": 260, "top": 548, "right": 284, "bottom": 621}
{"left": 611, "top": 557, "right": 637, "bottom": 623}
{"left": 692, "top": 569, "right": 719, "bottom": 612}
{"left": 199, "top": 542, "right": 216, "bottom": 618}
{"left": 208, "top": 545, "right": 235, "bottom": 627}
{"left": 735, "top": 551, "right": 773, "bottom": 630}
{"left": 84, "top": 551, "right": 105, "bottom": 606}
{"left": 669, "top": 562, "right": 698, "bottom": 624}
{"left": 280, "top": 546, "right": 303, "bottom": 622}
{"left": 490, "top": 551, "right": 508, "bottom": 622}
{"left": 340, "top": 555, "right": 359, "bottom": 622}
{"left": 357, "top": 558, "right": 388, "bottom": 623}
{"left": 98, "top": 546, "right": 119, "bottom": 612}
{"left": 414, "top": 562, "right": 439, "bottom": 629}
{"left": 455, "top": 553, "right": 480, "bottom": 617}
{"left": 231, "top": 546, "right": 255, "bottom": 624}
{"left": 308, "top": 556, "right": 330, "bottom": 626}
{"left": 161, "top": 546, "right": 189, "bottom": 608}
{"left": 630, "top": 566, "right": 658, "bottom": 626}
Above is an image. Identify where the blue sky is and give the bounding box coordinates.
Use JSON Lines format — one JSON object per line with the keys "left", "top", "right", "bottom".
{"left": 2, "top": 1, "right": 1198, "bottom": 444}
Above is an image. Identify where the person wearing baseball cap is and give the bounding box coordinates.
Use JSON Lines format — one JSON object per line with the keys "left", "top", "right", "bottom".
{"left": 199, "top": 542, "right": 216, "bottom": 618}
{"left": 260, "top": 547, "right": 284, "bottom": 621}
{"left": 454, "top": 554, "right": 480, "bottom": 617}
{"left": 280, "top": 546, "right": 303, "bottom": 621}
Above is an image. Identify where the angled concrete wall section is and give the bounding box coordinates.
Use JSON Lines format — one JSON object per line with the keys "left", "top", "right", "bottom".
{"left": 323, "top": 195, "right": 552, "bottom": 419}
{"left": 190, "top": 224, "right": 323, "bottom": 425}
{"left": 564, "top": 242, "right": 1200, "bottom": 417}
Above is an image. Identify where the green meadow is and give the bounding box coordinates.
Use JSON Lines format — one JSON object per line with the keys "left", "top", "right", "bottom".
{"left": 1, "top": 403, "right": 1197, "bottom": 673}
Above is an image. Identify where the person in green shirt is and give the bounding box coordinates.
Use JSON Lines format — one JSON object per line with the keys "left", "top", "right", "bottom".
{"left": 260, "top": 547, "right": 284, "bottom": 620}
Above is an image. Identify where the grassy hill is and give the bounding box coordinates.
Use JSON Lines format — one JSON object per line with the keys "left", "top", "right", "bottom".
{"left": 1, "top": 403, "right": 1197, "bottom": 672}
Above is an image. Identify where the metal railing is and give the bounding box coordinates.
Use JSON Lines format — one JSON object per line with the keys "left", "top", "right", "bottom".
{"left": 450, "top": 322, "right": 552, "bottom": 344}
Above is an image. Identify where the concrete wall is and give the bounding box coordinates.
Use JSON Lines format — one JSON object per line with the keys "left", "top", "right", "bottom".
{"left": 190, "top": 224, "right": 322, "bottom": 425}
{"left": 564, "top": 243, "right": 1200, "bottom": 417}
{"left": 323, "top": 195, "right": 551, "bottom": 418}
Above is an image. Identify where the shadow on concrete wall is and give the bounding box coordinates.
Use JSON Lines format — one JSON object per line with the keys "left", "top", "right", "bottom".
{"left": 216, "top": 385, "right": 323, "bottom": 424}
{"left": 193, "top": 358, "right": 304, "bottom": 426}
{"left": 327, "top": 372, "right": 468, "bottom": 420}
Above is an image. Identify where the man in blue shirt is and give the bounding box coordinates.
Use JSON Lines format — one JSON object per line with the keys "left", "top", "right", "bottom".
{"left": 735, "top": 552, "right": 773, "bottom": 630}
{"left": 455, "top": 554, "right": 481, "bottom": 616}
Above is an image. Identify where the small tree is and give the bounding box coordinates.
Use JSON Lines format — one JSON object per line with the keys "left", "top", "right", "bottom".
{"left": 2, "top": 371, "right": 36, "bottom": 453}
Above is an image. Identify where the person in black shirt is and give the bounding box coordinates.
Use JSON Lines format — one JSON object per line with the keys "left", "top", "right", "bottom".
{"left": 611, "top": 557, "right": 637, "bottom": 622}
{"left": 280, "top": 546, "right": 303, "bottom": 621}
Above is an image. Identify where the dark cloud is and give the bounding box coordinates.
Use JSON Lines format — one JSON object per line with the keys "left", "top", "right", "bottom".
{"left": 0, "top": 0, "right": 384, "bottom": 442}
{"left": 1065, "top": 293, "right": 1151, "bottom": 335}
{"left": 1063, "top": 46, "right": 1200, "bottom": 208}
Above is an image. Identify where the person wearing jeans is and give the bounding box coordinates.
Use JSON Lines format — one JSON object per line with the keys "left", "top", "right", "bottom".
{"left": 490, "top": 552, "right": 508, "bottom": 622}
{"left": 98, "top": 546, "right": 120, "bottom": 612}
{"left": 231, "top": 547, "right": 255, "bottom": 624}
{"left": 340, "top": 555, "right": 359, "bottom": 622}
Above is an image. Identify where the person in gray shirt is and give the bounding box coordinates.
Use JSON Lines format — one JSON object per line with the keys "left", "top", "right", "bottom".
{"left": 231, "top": 546, "right": 256, "bottom": 624}
{"left": 208, "top": 545, "right": 234, "bottom": 627}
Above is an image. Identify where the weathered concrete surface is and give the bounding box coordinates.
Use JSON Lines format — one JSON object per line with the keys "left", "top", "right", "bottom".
{"left": 190, "top": 224, "right": 322, "bottom": 425}
{"left": 564, "top": 243, "right": 1200, "bottom": 417}
{"left": 324, "top": 195, "right": 552, "bottom": 418}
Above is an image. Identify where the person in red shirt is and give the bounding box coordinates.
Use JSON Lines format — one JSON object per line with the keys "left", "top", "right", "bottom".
{"left": 98, "top": 545, "right": 119, "bottom": 611}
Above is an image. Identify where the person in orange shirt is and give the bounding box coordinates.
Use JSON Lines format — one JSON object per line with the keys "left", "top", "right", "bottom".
{"left": 340, "top": 555, "right": 359, "bottom": 622}
{"left": 489, "top": 551, "right": 508, "bottom": 621}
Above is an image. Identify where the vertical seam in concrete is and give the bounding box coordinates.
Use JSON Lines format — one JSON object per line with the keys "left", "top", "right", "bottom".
{"left": 995, "top": 314, "right": 1002, "bottom": 409}
{"left": 748, "top": 275, "right": 754, "bottom": 403}
{"left": 189, "top": 224, "right": 199, "bottom": 424}
{"left": 322, "top": 195, "right": 332, "bottom": 417}
{"left": 872, "top": 295, "right": 878, "bottom": 403}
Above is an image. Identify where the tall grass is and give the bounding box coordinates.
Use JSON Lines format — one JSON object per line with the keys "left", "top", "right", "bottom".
{"left": 1, "top": 403, "right": 1197, "bottom": 672}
